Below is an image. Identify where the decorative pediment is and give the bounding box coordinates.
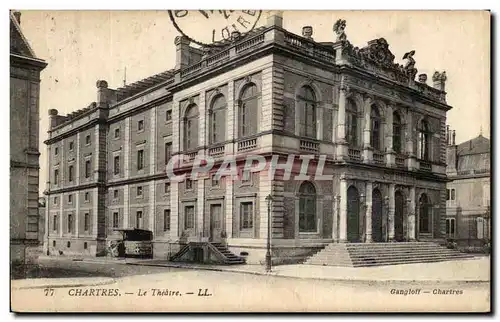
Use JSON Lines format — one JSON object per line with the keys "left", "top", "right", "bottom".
{"left": 359, "top": 38, "right": 395, "bottom": 68}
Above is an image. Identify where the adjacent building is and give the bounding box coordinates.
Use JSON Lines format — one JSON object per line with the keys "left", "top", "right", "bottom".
{"left": 445, "top": 131, "right": 490, "bottom": 246}
{"left": 43, "top": 12, "right": 452, "bottom": 264}
{"left": 10, "top": 11, "right": 48, "bottom": 267}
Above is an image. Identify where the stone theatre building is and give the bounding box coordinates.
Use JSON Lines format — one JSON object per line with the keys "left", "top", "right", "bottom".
{"left": 44, "top": 12, "right": 452, "bottom": 264}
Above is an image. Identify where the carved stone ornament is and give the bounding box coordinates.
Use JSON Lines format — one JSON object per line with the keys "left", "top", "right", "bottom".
{"left": 188, "top": 96, "right": 194, "bottom": 104}
{"left": 306, "top": 77, "right": 314, "bottom": 86}
{"left": 214, "top": 87, "right": 221, "bottom": 95}
{"left": 333, "top": 19, "right": 347, "bottom": 42}
{"left": 244, "top": 75, "right": 252, "bottom": 83}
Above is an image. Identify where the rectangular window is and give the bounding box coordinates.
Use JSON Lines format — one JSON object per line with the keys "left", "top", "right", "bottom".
{"left": 54, "top": 169, "right": 59, "bottom": 184}
{"left": 54, "top": 147, "right": 59, "bottom": 156}
{"left": 68, "top": 194, "right": 73, "bottom": 204}
{"left": 68, "top": 214, "right": 73, "bottom": 233}
{"left": 113, "top": 189, "right": 119, "bottom": 199}
{"left": 136, "top": 186, "right": 143, "bottom": 197}
{"left": 164, "top": 182, "right": 170, "bottom": 194}
{"left": 211, "top": 174, "right": 219, "bottom": 187}
{"left": 84, "top": 192, "right": 89, "bottom": 202}
{"left": 85, "top": 160, "right": 91, "bottom": 178}
{"left": 451, "top": 189, "right": 456, "bottom": 201}
{"left": 53, "top": 215, "right": 58, "bottom": 231}
{"left": 54, "top": 196, "right": 58, "bottom": 205}
{"left": 163, "top": 209, "right": 171, "bottom": 231}
{"left": 68, "top": 165, "right": 74, "bottom": 182}
{"left": 185, "top": 178, "right": 193, "bottom": 190}
{"left": 447, "top": 189, "right": 450, "bottom": 200}
{"left": 446, "top": 218, "right": 456, "bottom": 238}
{"left": 112, "top": 212, "right": 119, "bottom": 228}
{"left": 137, "top": 149, "right": 144, "bottom": 170}
{"left": 184, "top": 206, "right": 195, "bottom": 229}
{"left": 85, "top": 134, "right": 91, "bottom": 145}
{"left": 166, "top": 110, "right": 172, "bottom": 122}
{"left": 69, "top": 141, "right": 74, "bottom": 151}
{"left": 84, "top": 213, "right": 90, "bottom": 231}
{"left": 114, "top": 128, "right": 120, "bottom": 139}
{"left": 240, "top": 202, "right": 253, "bottom": 230}
{"left": 136, "top": 211, "right": 143, "bottom": 229}
{"left": 114, "top": 155, "right": 120, "bottom": 175}
{"left": 137, "top": 120, "right": 144, "bottom": 131}
{"left": 164, "top": 142, "right": 172, "bottom": 164}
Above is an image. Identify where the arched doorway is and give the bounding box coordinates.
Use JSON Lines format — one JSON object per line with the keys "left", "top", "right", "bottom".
{"left": 371, "top": 188, "right": 383, "bottom": 242}
{"left": 419, "top": 193, "right": 430, "bottom": 235}
{"left": 347, "top": 186, "right": 360, "bottom": 242}
{"left": 394, "top": 191, "right": 405, "bottom": 241}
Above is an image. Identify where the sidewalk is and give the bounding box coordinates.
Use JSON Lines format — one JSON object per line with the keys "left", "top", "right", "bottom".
{"left": 11, "top": 277, "right": 116, "bottom": 290}
{"left": 37, "top": 255, "right": 490, "bottom": 283}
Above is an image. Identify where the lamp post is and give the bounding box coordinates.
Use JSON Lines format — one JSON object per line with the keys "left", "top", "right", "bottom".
{"left": 265, "top": 194, "right": 273, "bottom": 272}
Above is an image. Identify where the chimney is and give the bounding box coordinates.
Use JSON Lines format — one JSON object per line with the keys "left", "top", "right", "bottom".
{"left": 48, "top": 109, "right": 60, "bottom": 129}
{"left": 266, "top": 10, "right": 283, "bottom": 28}
{"left": 174, "top": 36, "right": 191, "bottom": 70}
{"left": 302, "top": 26, "right": 313, "bottom": 40}
{"left": 12, "top": 11, "right": 21, "bottom": 25}
{"left": 96, "top": 80, "right": 116, "bottom": 108}
{"left": 452, "top": 130, "right": 456, "bottom": 145}
{"left": 446, "top": 125, "right": 450, "bottom": 145}
{"left": 418, "top": 74, "right": 427, "bottom": 84}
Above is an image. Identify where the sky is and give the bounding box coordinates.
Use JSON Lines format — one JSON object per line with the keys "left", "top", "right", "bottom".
{"left": 15, "top": 10, "right": 490, "bottom": 192}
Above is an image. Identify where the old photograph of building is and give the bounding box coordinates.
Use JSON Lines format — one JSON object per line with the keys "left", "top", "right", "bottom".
{"left": 9, "top": 9, "right": 491, "bottom": 313}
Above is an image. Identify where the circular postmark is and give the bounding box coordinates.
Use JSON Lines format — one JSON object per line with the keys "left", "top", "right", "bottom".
{"left": 168, "top": 10, "right": 262, "bottom": 48}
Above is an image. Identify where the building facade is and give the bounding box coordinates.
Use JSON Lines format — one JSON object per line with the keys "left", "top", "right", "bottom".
{"left": 10, "top": 11, "right": 48, "bottom": 266}
{"left": 445, "top": 131, "right": 490, "bottom": 246}
{"left": 44, "top": 12, "right": 451, "bottom": 263}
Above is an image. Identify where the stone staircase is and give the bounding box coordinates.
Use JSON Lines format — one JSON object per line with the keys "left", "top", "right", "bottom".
{"left": 170, "top": 242, "right": 245, "bottom": 265}
{"left": 304, "top": 242, "right": 475, "bottom": 267}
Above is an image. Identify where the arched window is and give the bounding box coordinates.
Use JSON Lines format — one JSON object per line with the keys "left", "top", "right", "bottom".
{"left": 209, "top": 94, "right": 226, "bottom": 145}
{"left": 417, "top": 119, "right": 431, "bottom": 160}
{"left": 346, "top": 99, "right": 358, "bottom": 147}
{"left": 299, "top": 181, "right": 317, "bottom": 232}
{"left": 419, "top": 193, "right": 430, "bottom": 233}
{"left": 393, "top": 111, "right": 403, "bottom": 153}
{"left": 239, "top": 83, "right": 258, "bottom": 137}
{"left": 184, "top": 104, "right": 199, "bottom": 150}
{"left": 370, "top": 105, "right": 382, "bottom": 151}
{"left": 298, "top": 85, "right": 317, "bottom": 138}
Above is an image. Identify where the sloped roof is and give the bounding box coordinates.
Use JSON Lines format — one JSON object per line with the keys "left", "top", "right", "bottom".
{"left": 10, "top": 11, "right": 37, "bottom": 58}
{"left": 457, "top": 135, "right": 490, "bottom": 156}
{"left": 115, "top": 69, "right": 175, "bottom": 102}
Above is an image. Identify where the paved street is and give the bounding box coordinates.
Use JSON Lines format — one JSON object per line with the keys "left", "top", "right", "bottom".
{"left": 11, "top": 257, "right": 490, "bottom": 313}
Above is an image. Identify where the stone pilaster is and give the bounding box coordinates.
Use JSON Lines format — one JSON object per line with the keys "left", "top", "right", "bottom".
{"left": 227, "top": 81, "right": 235, "bottom": 153}
{"left": 150, "top": 107, "right": 157, "bottom": 176}
{"left": 149, "top": 181, "right": 155, "bottom": 234}
{"left": 388, "top": 183, "right": 395, "bottom": 240}
{"left": 225, "top": 179, "right": 233, "bottom": 238}
{"left": 261, "top": 66, "right": 273, "bottom": 132}
{"left": 92, "top": 187, "right": 98, "bottom": 238}
{"left": 198, "top": 91, "right": 206, "bottom": 148}
{"left": 43, "top": 144, "right": 51, "bottom": 253}
{"left": 362, "top": 95, "right": 373, "bottom": 163}
{"left": 385, "top": 104, "right": 395, "bottom": 166}
{"left": 406, "top": 112, "right": 417, "bottom": 170}
{"left": 123, "top": 185, "right": 129, "bottom": 228}
{"left": 76, "top": 132, "right": 80, "bottom": 185}
{"left": 75, "top": 191, "right": 80, "bottom": 237}
{"left": 336, "top": 85, "right": 348, "bottom": 160}
{"left": 170, "top": 181, "right": 179, "bottom": 239}
{"left": 94, "top": 126, "right": 99, "bottom": 181}
{"left": 59, "top": 192, "right": 64, "bottom": 238}
{"left": 197, "top": 179, "right": 205, "bottom": 240}
{"left": 338, "top": 176, "right": 347, "bottom": 242}
{"left": 124, "top": 117, "right": 130, "bottom": 179}
{"left": 332, "top": 195, "right": 339, "bottom": 241}
{"left": 365, "top": 181, "right": 373, "bottom": 243}
{"left": 408, "top": 186, "right": 416, "bottom": 240}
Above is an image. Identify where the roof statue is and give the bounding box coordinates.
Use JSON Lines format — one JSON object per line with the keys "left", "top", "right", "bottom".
{"left": 402, "top": 50, "right": 418, "bottom": 80}
{"left": 333, "top": 19, "right": 347, "bottom": 42}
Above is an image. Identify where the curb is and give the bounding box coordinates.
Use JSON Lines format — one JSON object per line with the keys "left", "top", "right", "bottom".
{"left": 12, "top": 278, "right": 117, "bottom": 290}
{"left": 124, "top": 262, "right": 490, "bottom": 285}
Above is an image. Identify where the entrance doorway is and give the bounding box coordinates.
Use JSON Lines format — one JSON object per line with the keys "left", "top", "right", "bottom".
{"left": 209, "top": 204, "right": 223, "bottom": 242}
{"left": 394, "top": 191, "right": 405, "bottom": 241}
{"left": 372, "top": 188, "right": 384, "bottom": 242}
{"left": 347, "top": 186, "right": 361, "bottom": 242}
